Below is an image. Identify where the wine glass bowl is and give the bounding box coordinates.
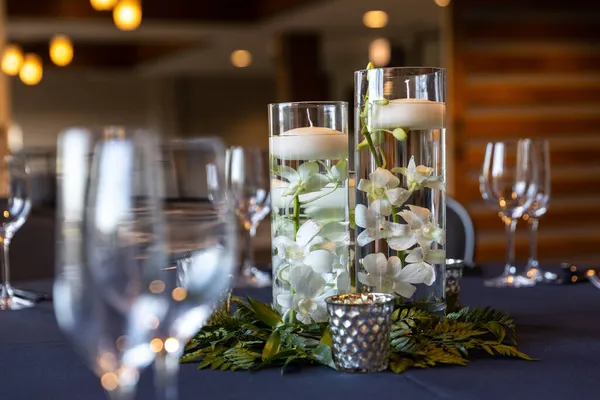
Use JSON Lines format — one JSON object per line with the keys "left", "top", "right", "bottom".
{"left": 148, "top": 138, "right": 237, "bottom": 400}
{"left": 479, "top": 140, "right": 538, "bottom": 288}
{"left": 522, "top": 139, "right": 553, "bottom": 283}
{"left": 54, "top": 127, "right": 164, "bottom": 399}
{"left": 226, "top": 146, "right": 272, "bottom": 288}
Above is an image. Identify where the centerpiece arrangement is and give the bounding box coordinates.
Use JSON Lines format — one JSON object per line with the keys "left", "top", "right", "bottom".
{"left": 182, "top": 65, "right": 533, "bottom": 374}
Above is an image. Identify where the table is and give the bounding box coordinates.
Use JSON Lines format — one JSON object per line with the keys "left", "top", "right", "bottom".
{"left": 1, "top": 271, "right": 599, "bottom": 400}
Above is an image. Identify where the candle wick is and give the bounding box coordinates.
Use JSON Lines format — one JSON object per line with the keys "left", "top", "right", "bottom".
{"left": 405, "top": 79, "right": 410, "bottom": 98}
{"left": 307, "top": 110, "right": 314, "bottom": 127}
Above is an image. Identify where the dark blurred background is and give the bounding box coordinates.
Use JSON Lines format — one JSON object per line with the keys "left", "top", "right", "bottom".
{"left": 0, "top": 0, "right": 598, "bottom": 280}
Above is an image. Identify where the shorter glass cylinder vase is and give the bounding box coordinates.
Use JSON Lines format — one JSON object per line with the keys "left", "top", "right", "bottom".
{"left": 354, "top": 67, "right": 446, "bottom": 314}
{"left": 268, "top": 101, "right": 351, "bottom": 324}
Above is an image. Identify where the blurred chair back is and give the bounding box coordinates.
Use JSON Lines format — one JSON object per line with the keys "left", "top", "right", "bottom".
{"left": 446, "top": 196, "right": 475, "bottom": 267}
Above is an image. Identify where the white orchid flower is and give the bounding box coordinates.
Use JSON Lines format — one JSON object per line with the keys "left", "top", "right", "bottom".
{"left": 358, "top": 252, "right": 438, "bottom": 298}
{"left": 358, "top": 253, "right": 402, "bottom": 293}
{"left": 405, "top": 248, "right": 444, "bottom": 279}
{"left": 355, "top": 204, "right": 411, "bottom": 248}
{"left": 392, "top": 156, "right": 444, "bottom": 192}
{"left": 357, "top": 167, "right": 410, "bottom": 216}
{"left": 277, "top": 162, "right": 330, "bottom": 196}
{"left": 273, "top": 219, "right": 334, "bottom": 275}
{"left": 393, "top": 205, "right": 444, "bottom": 253}
{"left": 329, "top": 159, "right": 348, "bottom": 183}
{"left": 276, "top": 264, "right": 335, "bottom": 324}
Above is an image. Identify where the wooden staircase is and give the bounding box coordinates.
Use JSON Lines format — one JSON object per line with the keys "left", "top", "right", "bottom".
{"left": 449, "top": 0, "right": 600, "bottom": 266}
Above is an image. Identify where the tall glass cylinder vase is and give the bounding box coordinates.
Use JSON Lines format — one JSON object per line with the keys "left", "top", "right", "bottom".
{"left": 354, "top": 67, "right": 446, "bottom": 314}
{"left": 269, "top": 102, "right": 351, "bottom": 324}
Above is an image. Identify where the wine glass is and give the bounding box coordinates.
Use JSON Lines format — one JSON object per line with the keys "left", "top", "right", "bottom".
{"left": 0, "top": 154, "right": 32, "bottom": 310}
{"left": 226, "top": 146, "right": 271, "bottom": 288}
{"left": 54, "top": 126, "right": 164, "bottom": 399}
{"left": 522, "top": 140, "right": 555, "bottom": 283}
{"left": 479, "top": 139, "right": 538, "bottom": 288}
{"left": 148, "top": 138, "right": 237, "bottom": 400}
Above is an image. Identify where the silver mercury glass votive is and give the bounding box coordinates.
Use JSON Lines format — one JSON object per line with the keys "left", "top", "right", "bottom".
{"left": 325, "top": 293, "right": 395, "bottom": 373}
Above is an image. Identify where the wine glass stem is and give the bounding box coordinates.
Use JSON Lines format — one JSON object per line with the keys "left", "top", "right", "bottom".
{"left": 527, "top": 218, "right": 539, "bottom": 269}
{"left": 0, "top": 236, "right": 13, "bottom": 297}
{"left": 503, "top": 218, "right": 517, "bottom": 276}
{"left": 242, "top": 225, "right": 256, "bottom": 270}
{"left": 154, "top": 350, "right": 181, "bottom": 400}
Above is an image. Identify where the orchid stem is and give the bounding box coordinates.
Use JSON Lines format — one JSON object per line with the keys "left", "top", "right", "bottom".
{"left": 288, "top": 195, "right": 301, "bottom": 324}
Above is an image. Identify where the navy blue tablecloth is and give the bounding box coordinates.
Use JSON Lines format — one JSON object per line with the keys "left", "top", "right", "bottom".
{"left": 1, "top": 271, "right": 599, "bottom": 400}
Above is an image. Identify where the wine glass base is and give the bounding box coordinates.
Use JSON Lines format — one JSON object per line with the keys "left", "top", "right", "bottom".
{"left": 522, "top": 268, "right": 558, "bottom": 283}
{"left": 483, "top": 274, "right": 537, "bottom": 288}
{"left": 235, "top": 266, "right": 272, "bottom": 288}
{"left": 0, "top": 284, "right": 43, "bottom": 311}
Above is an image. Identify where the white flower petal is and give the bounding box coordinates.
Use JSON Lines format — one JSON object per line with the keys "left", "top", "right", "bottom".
{"left": 387, "top": 256, "right": 403, "bottom": 277}
{"left": 357, "top": 179, "right": 373, "bottom": 193}
{"left": 405, "top": 247, "right": 424, "bottom": 263}
{"left": 362, "top": 253, "right": 388, "bottom": 276}
{"left": 298, "top": 161, "right": 319, "bottom": 180}
{"left": 369, "top": 167, "right": 391, "bottom": 188}
{"left": 387, "top": 221, "right": 412, "bottom": 237}
{"left": 288, "top": 264, "right": 314, "bottom": 289}
{"left": 426, "top": 178, "right": 445, "bottom": 191}
{"left": 356, "top": 230, "right": 377, "bottom": 247}
{"left": 386, "top": 187, "right": 411, "bottom": 207}
{"left": 303, "top": 249, "right": 333, "bottom": 274}
{"left": 331, "top": 160, "right": 348, "bottom": 182}
{"left": 309, "top": 306, "right": 328, "bottom": 323}
{"left": 336, "top": 271, "right": 351, "bottom": 292}
{"left": 397, "top": 262, "right": 436, "bottom": 286}
{"left": 407, "top": 157, "right": 417, "bottom": 174}
{"left": 296, "top": 220, "right": 323, "bottom": 247}
{"left": 272, "top": 236, "right": 298, "bottom": 259}
{"left": 277, "top": 293, "right": 294, "bottom": 309}
{"left": 370, "top": 199, "right": 392, "bottom": 216}
{"left": 387, "top": 235, "right": 417, "bottom": 251}
{"left": 392, "top": 167, "right": 408, "bottom": 176}
{"left": 407, "top": 205, "right": 431, "bottom": 223}
{"left": 305, "top": 174, "right": 330, "bottom": 193}
{"left": 394, "top": 281, "right": 417, "bottom": 298}
{"left": 354, "top": 204, "right": 374, "bottom": 229}
{"left": 297, "top": 273, "right": 326, "bottom": 298}
{"left": 277, "top": 165, "right": 299, "bottom": 183}
{"left": 416, "top": 165, "right": 434, "bottom": 177}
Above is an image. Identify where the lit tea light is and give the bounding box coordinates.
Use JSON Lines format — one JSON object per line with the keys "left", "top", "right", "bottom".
{"left": 270, "top": 127, "right": 347, "bottom": 161}
{"left": 369, "top": 99, "right": 445, "bottom": 130}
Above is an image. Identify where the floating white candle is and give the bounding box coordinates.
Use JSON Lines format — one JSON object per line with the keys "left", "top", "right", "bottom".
{"left": 369, "top": 99, "right": 445, "bottom": 130}
{"left": 270, "top": 127, "right": 347, "bottom": 161}
{"left": 271, "top": 180, "right": 347, "bottom": 210}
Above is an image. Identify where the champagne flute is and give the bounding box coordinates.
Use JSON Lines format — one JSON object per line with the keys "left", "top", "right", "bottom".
{"left": 226, "top": 146, "right": 271, "bottom": 288}
{"left": 54, "top": 126, "right": 163, "bottom": 399}
{"left": 479, "top": 139, "right": 538, "bottom": 288}
{"left": 522, "top": 140, "right": 555, "bottom": 282}
{"left": 149, "top": 139, "right": 237, "bottom": 400}
{"left": 0, "top": 154, "right": 32, "bottom": 310}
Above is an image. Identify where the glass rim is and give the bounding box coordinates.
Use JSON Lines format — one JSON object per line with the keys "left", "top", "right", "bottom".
{"left": 325, "top": 293, "right": 395, "bottom": 306}
{"left": 267, "top": 101, "right": 348, "bottom": 109}
{"left": 354, "top": 66, "right": 446, "bottom": 75}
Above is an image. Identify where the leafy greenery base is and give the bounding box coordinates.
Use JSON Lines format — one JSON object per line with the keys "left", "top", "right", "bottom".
{"left": 182, "top": 297, "right": 532, "bottom": 374}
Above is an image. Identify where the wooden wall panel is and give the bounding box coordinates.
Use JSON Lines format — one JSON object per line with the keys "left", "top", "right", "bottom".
{"left": 450, "top": 1, "right": 600, "bottom": 265}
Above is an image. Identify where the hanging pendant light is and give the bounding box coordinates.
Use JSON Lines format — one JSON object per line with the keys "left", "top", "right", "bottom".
{"left": 49, "top": 35, "right": 74, "bottom": 67}
{"left": 19, "top": 54, "right": 44, "bottom": 85}
{"left": 113, "top": 0, "right": 142, "bottom": 31}
{"left": 1, "top": 44, "right": 24, "bottom": 76}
